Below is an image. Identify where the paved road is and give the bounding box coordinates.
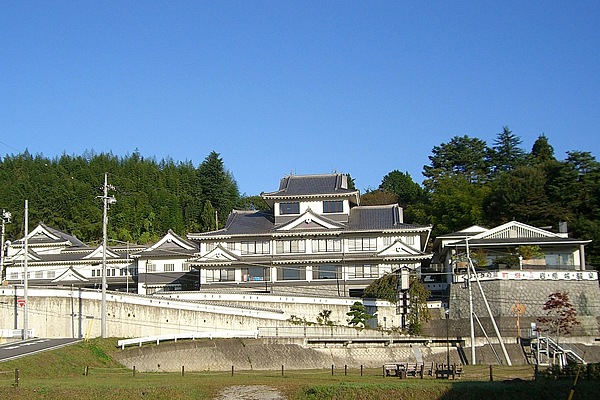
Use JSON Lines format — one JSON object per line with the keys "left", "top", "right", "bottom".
{"left": 0, "top": 338, "right": 82, "bottom": 362}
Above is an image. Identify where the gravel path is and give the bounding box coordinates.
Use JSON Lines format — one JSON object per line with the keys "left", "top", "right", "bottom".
{"left": 214, "top": 385, "right": 286, "bottom": 400}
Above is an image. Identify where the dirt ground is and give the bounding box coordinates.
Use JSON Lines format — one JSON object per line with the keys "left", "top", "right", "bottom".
{"left": 214, "top": 385, "right": 286, "bottom": 400}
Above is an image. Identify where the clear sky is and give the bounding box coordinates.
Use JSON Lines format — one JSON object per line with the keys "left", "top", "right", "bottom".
{"left": 1, "top": 1, "right": 599, "bottom": 195}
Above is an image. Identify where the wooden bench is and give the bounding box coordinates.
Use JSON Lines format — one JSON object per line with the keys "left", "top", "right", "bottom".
{"left": 435, "top": 364, "right": 463, "bottom": 379}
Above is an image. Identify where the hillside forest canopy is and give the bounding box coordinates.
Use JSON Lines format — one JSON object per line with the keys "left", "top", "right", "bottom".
{"left": 1, "top": 128, "right": 599, "bottom": 269}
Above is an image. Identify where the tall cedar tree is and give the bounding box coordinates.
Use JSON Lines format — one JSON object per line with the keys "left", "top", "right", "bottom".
{"left": 197, "top": 151, "right": 240, "bottom": 229}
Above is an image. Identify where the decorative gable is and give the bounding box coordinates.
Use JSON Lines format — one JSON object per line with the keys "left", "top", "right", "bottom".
{"left": 52, "top": 267, "right": 88, "bottom": 283}
{"left": 84, "top": 245, "right": 120, "bottom": 260}
{"left": 28, "top": 224, "right": 62, "bottom": 241}
{"left": 147, "top": 230, "right": 196, "bottom": 252}
{"left": 473, "top": 221, "right": 561, "bottom": 240}
{"left": 378, "top": 239, "right": 423, "bottom": 257}
{"left": 276, "top": 210, "right": 343, "bottom": 231}
{"left": 197, "top": 245, "right": 238, "bottom": 264}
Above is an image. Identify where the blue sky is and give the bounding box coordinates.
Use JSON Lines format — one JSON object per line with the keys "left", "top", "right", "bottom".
{"left": 1, "top": 1, "right": 599, "bottom": 195}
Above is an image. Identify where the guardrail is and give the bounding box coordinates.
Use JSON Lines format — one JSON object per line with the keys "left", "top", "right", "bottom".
{"left": 117, "top": 330, "right": 259, "bottom": 349}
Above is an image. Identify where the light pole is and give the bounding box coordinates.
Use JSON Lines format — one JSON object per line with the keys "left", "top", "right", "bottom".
{"left": 445, "top": 308, "right": 450, "bottom": 367}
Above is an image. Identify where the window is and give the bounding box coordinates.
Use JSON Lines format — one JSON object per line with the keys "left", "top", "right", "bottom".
{"left": 348, "top": 237, "right": 377, "bottom": 252}
{"left": 226, "top": 242, "right": 237, "bottom": 251}
{"left": 242, "top": 267, "right": 268, "bottom": 281}
{"left": 206, "top": 268, "right": 235, "bottom": 282}
{"left": 405, "top": 236, "right": 415, "bottom": 246}
{"left": 314, "top": 264, "right": 339, "bottom": 279}
{"left": 146, "top": 263, "right": 156, "bottom": 272}
{"left": 164, "top": 263, "right": 175, "bottom": 272}
{"left": 383, "top": 236, "right": 392, "bottom": 246}
{"left": 182, "top": 264, "right": 191, "bottom": 272}
{"left": 47, "top": 271, "right": 55, "bottom": 279}
{"left": 35, "top": 271, "right": 43, "bottom": 279}
{"left": 206, "top": 242, "right": 216, "bottom": 252}
{"left": 312, "top": 238, "right": 341, "bottom": 252}
{"left": 277, "top": 266, "right": 305, "bottom": 280}
{"left": 348, "top": 264, "right": 379, "bottom": 279}
{"left": 323, "top": 200, "right": 343, "bottom": 213}
{"left": 9, "top": 272, "right": 18, "bottom": 280}
{"left": 276, "top": 239, "right": 305, "bottom": 253}
{"left": 241, "top": 241, "right": 270, "bottom": 255}
{"left": 279, "top": 202, "right": 299, "bottom": 215}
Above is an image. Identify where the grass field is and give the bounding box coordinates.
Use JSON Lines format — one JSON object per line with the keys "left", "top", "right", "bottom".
{"left": 0, "top": 338, "right": 596, "bottom": 399}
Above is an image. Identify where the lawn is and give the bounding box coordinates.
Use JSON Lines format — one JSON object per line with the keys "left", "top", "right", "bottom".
{"left": 0, "top": 338, "right": 596, "bottom": 399}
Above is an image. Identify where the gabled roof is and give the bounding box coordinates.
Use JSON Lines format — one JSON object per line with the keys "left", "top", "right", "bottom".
{"left": 434, "top": 221, "right": 590, "bottom": 252}
{"left": 261, "top": 173, "right": 360, "bottom": 207}
{"left": 83, "top": 245, "right": 121, "bottom": 260}
{"left": 13, "top": 222, "right": 87, "bottom": 248}
{"left": 135, "top": 229, "right": 198, "bottom": 258}
{"left": 51, "top": 267, "right": 89, "bottom": 283}
{"left": 274, "top": 209, "right": 345, "bottom": 231}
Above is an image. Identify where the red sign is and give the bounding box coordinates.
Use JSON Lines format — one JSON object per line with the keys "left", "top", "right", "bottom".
{"left": 17, "top": 299, "right": 25, "bottom": 307}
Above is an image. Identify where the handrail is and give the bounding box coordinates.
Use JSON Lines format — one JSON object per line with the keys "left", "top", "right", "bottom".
{"left": 117, "top": 330, "right": 259, "bottom": 350}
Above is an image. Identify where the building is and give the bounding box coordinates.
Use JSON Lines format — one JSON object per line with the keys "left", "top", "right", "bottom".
{"left": 186, "top": 173, "right": 433, "bottom": 298}
{"left": 3, "top": 223, "right": 141, "bottom": 291}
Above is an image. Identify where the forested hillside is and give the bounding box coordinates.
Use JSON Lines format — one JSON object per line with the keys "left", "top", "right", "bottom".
{"left": 0, "top": 150, "right": 251, "bottom": 245}
{"left": 1, "top": 128, "right": 598, "bottom": 269}
{"left": 363, "top": 128, "right": 600, "bottom": 269}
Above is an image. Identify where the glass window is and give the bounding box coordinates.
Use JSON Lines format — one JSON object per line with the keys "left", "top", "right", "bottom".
{"left": 323, "top": 200, "right": 343, "bottom": 213}
{"left": 164, "top": 263, "right": 175, "bottom": 272}
{"left": 279, "top": 202, "right": 300, "bottom": 215}
{"left": 9, "top": 272, "right": 18, "bottom": 280}
{"left": 47, "top": 270, "right": 55, "bottom": 279}
{"left": 278, "top": 266, "right": 305, "bottom": 280}
{"left": 242, "top": 267, "right": 268, "bottom": 281}
{"left": 312, "top": 238, "right": 341, "bottom": 252}
{"left": 146, "top": 263, "right": 156, "bottom": 272}
{"left": 348, "top": 264, "right": 379, "bottom": 278}
{"left": 241, "top": 241, "right": 270, "bottom": 255}
{"left": 315, "top": 264, "right": 339, "bottom": 279}
{"left": 276, "top": 239, "right": 306, "bottom": 253}
{"left": 35, "top": 271, "right": 43, "bottom": 279}
{"left": 348, "top": 237, "right": 377, "bottom": 252}
{"left": 206, "top": 268, "right": 235, "bottom": 282}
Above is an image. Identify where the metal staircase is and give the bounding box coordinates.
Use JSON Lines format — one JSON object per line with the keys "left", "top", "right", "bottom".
{"left": 530, "top": 335, "right": 586, "bottom": 367}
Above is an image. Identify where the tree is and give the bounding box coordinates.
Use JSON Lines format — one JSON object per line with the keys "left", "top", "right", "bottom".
{"left": 489, "top": 126, "right": 526, "bottom": 175}
{"left": 200, "top": 200, "right": 217, "bottom": 232}
{"left": 423, "top": 135, "right": 491, "bottom": 188}
{"left": 317, "top": 309, "right": 334, "bottom": 326}
{"left": 529, "top": 134, "right": 556, "bottom": 164}
{"left": 363, "top": 273, "right": 397, "bottom": 303}
{"left": 346, "top": 301, "right": 374, "bottom": 328}
{"left": 537, "top": 291, "right": 580, "bottom": 345}
{"left": 425, "top": 175, "right": 491, "bottom": 235}
{"left": 407, "top": 277, "right": 431, "bottom": 335}
{"left": 379, "top": 170, "right": 424, "bottom": 207}
{"left": 360, "top": 189, "right": 398, "bottom": 206}
{"left": 197, "top": 151, "right": 240, "bottom": 228}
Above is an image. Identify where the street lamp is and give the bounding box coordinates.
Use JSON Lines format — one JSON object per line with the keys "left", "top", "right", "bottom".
{"left": 445, "top": 308, "right": 450, "bottom": 367}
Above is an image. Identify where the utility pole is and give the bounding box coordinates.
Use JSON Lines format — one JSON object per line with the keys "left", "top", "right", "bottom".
{"left": 99, "top": 173, "right": 116, "bottom": 338}
{"left": 23, "top": 200, "right": 28, "bottom": 340}
{"left": 0, "top": 209, "right": 11, "bottom": 281}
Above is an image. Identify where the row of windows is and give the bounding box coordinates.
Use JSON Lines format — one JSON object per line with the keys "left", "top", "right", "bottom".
{"left": 146, "top": 263, "right": 188, "bottom": 272}
{"left": 279, "top": 200, "right": 343, "bottom": 215}
{"left": 216, "top": 236, "right": 417, "bottom": 255}
{"left": 202, "top": 264, "right": 381, "bottom": 282}
{"left": 8, "top": 267, "right": 140, "bottom": 280}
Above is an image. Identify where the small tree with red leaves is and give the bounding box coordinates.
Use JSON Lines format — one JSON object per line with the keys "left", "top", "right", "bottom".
{"left": 537, "top": 291, "right": 580, "bottom": 345}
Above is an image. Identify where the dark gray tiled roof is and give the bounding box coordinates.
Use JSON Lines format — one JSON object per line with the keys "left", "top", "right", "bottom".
{"left": 348, "top": 205, "right": 429, "bottom": 231}
{"left": 193, "top": 205, "right": 430, "bottom": 238}
{"left": 262, "top": 174, "right": 357, "bottom": 197}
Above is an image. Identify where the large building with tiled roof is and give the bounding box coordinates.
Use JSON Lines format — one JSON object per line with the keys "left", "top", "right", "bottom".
{"left": 3, "top": 223, "right": 142, "bottom": 291}
{"left": 186, "top": 173, "right": 433, "bottom": 298}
